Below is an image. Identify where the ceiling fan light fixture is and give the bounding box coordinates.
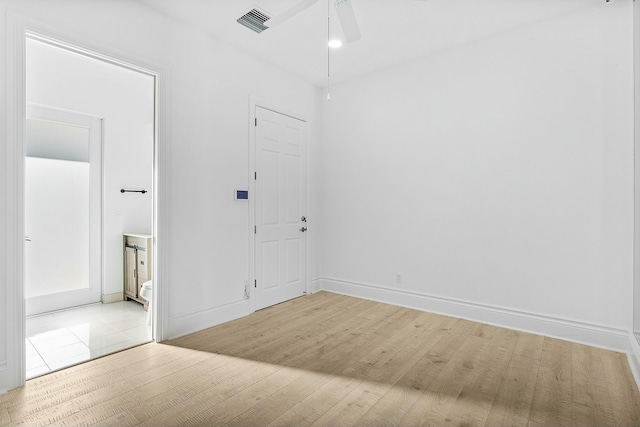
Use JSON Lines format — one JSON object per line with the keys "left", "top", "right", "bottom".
{"left": 328, "top": 39, "right": 343, "bottom": 48}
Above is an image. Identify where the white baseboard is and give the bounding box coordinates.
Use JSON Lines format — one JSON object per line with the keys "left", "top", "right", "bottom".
{"left": 628, "top": 335, "right": 640, "bottom": 391}
{"left": 166, "top": 299, "right": 252, "bottom": 340}
{"left": 0, "top": 360, "right": 6, "bottom": 395}
{"left": 318, "top": 277, "right": 630, "bottom": 353}
{"left": 102, "top": 292, "right": 123, "bottom": 304}
{"left": 308, "top": 278, "right": 322, "bottom": 294}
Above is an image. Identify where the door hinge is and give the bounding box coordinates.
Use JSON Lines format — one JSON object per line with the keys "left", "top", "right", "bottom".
{"left": 255, "top": 118, "right": 258, "bottom": 126}
{"left": 254, "top": 171, "right": 257, "bottom": 180}
{"left": 254, "top": 225, "right": 257, "bottom": 234}
{"left": 254, "top": 280, "right": 257, "bottom": 288}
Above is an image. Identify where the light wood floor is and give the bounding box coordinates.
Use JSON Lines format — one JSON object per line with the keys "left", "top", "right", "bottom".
{"left": 2, "top": 292, "right": 639, "bottom": 427}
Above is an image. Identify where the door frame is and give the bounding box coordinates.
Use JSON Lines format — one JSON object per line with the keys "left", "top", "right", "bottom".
{"left": 25, "top": 103, "right": 103, "bottom": 316}
{"left": 248, "top": 97, "right": 310, "bottom": 312}
{"left": 4, "top": 17, "right": 169, "bottom": 391}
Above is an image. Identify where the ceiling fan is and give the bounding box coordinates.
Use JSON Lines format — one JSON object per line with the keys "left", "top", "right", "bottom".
{"left": 264, "top": 0, "right": 362, "bottom": 43}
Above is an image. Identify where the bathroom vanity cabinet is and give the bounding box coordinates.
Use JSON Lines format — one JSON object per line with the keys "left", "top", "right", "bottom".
{"left": 123, "top": 233, "right": 153, "bottom": 307}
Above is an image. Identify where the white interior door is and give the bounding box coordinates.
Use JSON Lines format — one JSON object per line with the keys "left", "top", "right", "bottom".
{"left": 255, "top": 106, "right": 307, "bottom": 310}
{"left": 25, "top": 105, "right": 102, "bottom": 316}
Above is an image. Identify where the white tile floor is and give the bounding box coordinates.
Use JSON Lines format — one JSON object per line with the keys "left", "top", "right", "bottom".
{"left": 26, "top": 300, "right": 152, "bottom": 379}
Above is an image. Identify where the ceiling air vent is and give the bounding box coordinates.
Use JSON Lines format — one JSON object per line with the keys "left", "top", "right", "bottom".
{"left": 237, "top": 8, "right": 271, "bottom": 34}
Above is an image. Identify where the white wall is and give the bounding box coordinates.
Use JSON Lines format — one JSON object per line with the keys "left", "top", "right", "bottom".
{"left": 0, "top": 0, "right": 322, "bottom": 393}
{"left": 26, "top": 38, "right": 154, "bottom": 299}
{"left": 159, "top": 18, "right": 323, "bottom": 326}
{"left": 633, "top": 0, "right": 640, "bottom": 384}
{"left": 634, "top": 0, "right": 640, "bottom": 342}
{"left": 319, "top": 0, "right": 634, "bottom": 349}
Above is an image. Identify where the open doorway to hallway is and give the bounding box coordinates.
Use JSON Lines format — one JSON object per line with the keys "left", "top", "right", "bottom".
{"left": 24, "top": 35, "right": 156, "bottom": 378}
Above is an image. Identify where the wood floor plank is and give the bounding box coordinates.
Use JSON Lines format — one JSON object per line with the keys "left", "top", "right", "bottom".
{"left": 168, "top": 292, "right": 343, "bottom": 351}
{"left": 49, "top": 351, "right": 224, "bottom": 427}
{"left": 354, "top": 385, "right": 423, "bottom": 427}
{"left": 10, "top": 347, "right": 214, "bottom": 426}
{"left": 397, "top": 321, "right": 474, "bottom": 393}
{"left": 6, "top": 345, "right": 184, "bottom": 419}
{"left": 1, "top": 292, "right": 638, "bottom": 427}
{"left": 349, "top": 317, "right": 459, "bottom": 427}
{"left": 245, "top": 301, "right": 398, "bottom": 369}
{"left": 600, "top": 350, "right": 640, "bottom": 426}
{"left": 1, "top": 344, "right": 179, "bottom": 414}
{"left": 510, "top": 331, "right": 545, "bottom": 361}
{"left": 266, "top": 376, "right": 363, "bottom": 427}
{"left": 0, "top": 344, "right": 169, "bottom": 410}
{"left": 90, "top": 410, "right": 139, "bottom": 427}
{"left": 176, "top": 295, "right": 375, "bottom": 358}
{"left": 442, "top": 327, "right": 518, "bottom": 427}
{"left": 125, "top": 353, "right": 239, "bottom": 422}
{"left": 570, "top": 402, "right": 602, "bottom": 427}
{"left": 222, "top": 299, "right": 380, "bottom": 362}
{"left": 483, "top": 353, "right": 540, "bottom": 427}
{"left": 308, "top": 379, "right": 387, "bottom": 427}
{"left": 134, "top": 357, "right": 285, "bottom": 426}
{"left": 222, "top": 370, "right": 334, "bottom": 427}
{"left": 307, "top": 312, "right": 454, "bottom": 427}
{"left": 394, "top": 333, "right": 488, "bottom": 426}
{"left": 190, "top": 366, "right": 309, "bottom": 427}
{"left": 407, "top": 336, "right": 493, "bottom": 427}
{"left": 1, "top": 408, "right": 10, "bottom": 425}
{"left": 482, "top": 330, "right": 546, "bottom": 427}
{"left": 529, "top": 337, "right": 573, "bottom": 427}
{"left": 570, "top": 343, "right": 617, "bottom": 427}
{"left": 290, "top": 306, "right": 419, "bottom": 376}
{"left": 343, "top": 311, "right": 444, "bottom": 381}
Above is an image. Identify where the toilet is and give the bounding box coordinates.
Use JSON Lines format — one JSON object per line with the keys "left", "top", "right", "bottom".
{"left": 140, "top": 280, "right": 153, "bottom": 326}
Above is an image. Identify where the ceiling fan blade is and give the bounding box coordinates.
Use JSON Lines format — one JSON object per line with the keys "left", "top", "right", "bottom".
{"left": 264, "top": 0, "right": 319, "bottom": 28}
{"left": 335, "top": 0, "right": 361, "bottom": 43}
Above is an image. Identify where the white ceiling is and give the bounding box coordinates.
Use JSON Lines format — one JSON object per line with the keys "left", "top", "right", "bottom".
{"left": 139, "top": 0, "right": 597, "bottom": 87}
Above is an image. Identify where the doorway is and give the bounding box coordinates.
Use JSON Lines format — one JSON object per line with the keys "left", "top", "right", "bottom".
{"left": 24, "top": 34, "right": 157, "bottom": 378}
{"left": 25, "top": 105, "right": 102, "bottom": 316}
{"left": 254, "top": 106, "right": 308, "bottom": 310}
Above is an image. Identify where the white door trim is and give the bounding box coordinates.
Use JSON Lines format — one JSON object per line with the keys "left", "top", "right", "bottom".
{"left": 3, "top": 16, "right": 168, "bottom": 391}
{"left": 4, "top": 13, "right": 28, "bottom": 392}
{"left": 248, "top": 97, "right": 309, "bottom": 313}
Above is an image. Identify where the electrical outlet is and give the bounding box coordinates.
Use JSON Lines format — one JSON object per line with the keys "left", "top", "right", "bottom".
{"left": 395, "top": 273, "right": 403, "bottom": 285}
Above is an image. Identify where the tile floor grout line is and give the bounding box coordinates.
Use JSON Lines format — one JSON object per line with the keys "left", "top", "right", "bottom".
{"left": 26, "top": 337, "right": 53, "bottom": 378}
{"left": 25, "top": 301, "right": 151, "bottom": 380}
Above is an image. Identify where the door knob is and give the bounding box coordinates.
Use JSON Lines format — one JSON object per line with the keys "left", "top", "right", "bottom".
{"left": 299, "top": 227, "right": 307, "bottom": 232}
{"left": 25, "top": 236, "right": 32, "bottom": 242}
{"left": 301, "top": 216, "right": 307, "bottom": 222}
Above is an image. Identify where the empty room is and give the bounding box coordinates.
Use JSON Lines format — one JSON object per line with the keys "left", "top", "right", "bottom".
{"left": 1, "top": 0, "right": 640, "bottom": 426}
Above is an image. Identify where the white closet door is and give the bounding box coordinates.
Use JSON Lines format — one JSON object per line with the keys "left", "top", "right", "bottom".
{"left": 254, "top": 106, "right": 307, "bottom": 310}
